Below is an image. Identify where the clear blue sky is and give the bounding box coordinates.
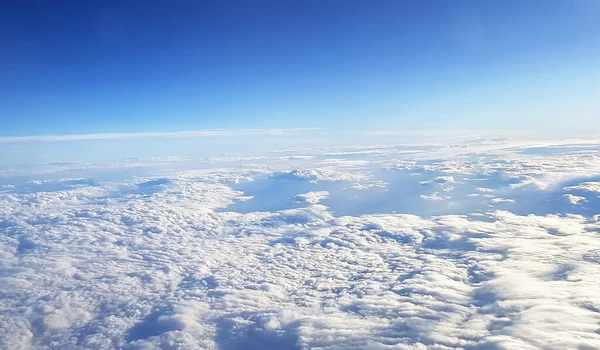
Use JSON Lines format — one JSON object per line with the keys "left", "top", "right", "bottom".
{"left": 1, "top": 0, "right": 599, "bottom": 136}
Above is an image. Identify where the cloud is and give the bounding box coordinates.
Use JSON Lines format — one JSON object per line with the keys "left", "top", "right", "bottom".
{"left": 271, "top": 168, "right": 369, "bottom": 183}
{"left": 420, "top": 192, "right": 446, "bottom": 201}
{"left": 564, "top": 181, "right": 600, "bottom": 193}
{"left": 563, "top": 193, "right": 587, "bottom": 205}
{"left": 1, "top": 136, "right": 600, "bottom": 349}
{"left": 476, "top": 187, "right": 495, "bottom": 193}
{"left": 0, "top": 128, "right": 317, "bottom": 144}
{"left": 294, "top": 191, "right": 329, "bottom": 204}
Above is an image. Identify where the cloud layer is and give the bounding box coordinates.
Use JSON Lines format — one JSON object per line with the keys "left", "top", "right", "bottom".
{"left": 1, "top": 137, "right": 599, "bottom": 349}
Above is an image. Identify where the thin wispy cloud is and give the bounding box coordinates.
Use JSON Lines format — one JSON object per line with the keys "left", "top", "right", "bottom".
{"left": 0, "top": 128, "right": 318, "bottom": 143}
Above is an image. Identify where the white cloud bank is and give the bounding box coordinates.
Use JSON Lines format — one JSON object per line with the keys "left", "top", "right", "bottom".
{"left": 1, "top": 136, "right": 600, "bottom": 349}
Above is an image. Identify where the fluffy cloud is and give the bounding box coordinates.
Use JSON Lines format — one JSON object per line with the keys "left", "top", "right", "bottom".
{"left": 272, "top": 168, "right": 369, "bottom": 183}
{"left": 564, "top": 194, "right": 587, "bottom": 205}
{"left": 1, "top": 137, "right": 600, "bottom": 349}
{"left": 564, "top": 181, "right": 600, "bottom": 193}
{"left": 294, "top": 191, "right": 329, "bottom": 205}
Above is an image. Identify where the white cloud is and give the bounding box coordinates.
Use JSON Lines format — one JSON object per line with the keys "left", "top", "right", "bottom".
{"left": 271, "top": 168, "right": 369, "bottom": 183}
{"left": 0, "top": 128, "right": 317, "bottom": 143}
{"left": 0, "top": 136, "right": 600, "bottom": 349}
{"left": 420, "top": 192, "right": 446, "bottom": 201}
{"left": 476, "top": 187, "right": 495, "bottom": 193}
{"left": 294, "top": 191, "right": 329, "bottom": 204}
{"left": 563, "top": 193, "right": 587, "bottom": 205}
{"left": 491, "top": 197, "right": 515, "bottom": 203}
{"left": 564, "top": 181, "right": 600, "bottom": 193}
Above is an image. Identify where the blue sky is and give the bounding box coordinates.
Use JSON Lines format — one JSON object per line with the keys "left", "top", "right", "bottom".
{"left": 1, "top": 0, "right": 599, "bottom": 136}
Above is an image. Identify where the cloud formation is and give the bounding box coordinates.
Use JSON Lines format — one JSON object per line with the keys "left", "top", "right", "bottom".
{"left": 1, "top": 137, "right": 599, "bottom": 349}
{"left": 0, "top": 128, "right": 317, "bottom": 143}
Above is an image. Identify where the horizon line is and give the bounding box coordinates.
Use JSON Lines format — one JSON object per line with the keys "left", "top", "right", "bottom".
{"left": 2, "top": 128, "right": 592, "bottom": 144}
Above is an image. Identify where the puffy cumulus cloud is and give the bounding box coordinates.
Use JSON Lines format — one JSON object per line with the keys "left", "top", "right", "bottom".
{"left": 294, "top": 191, "right": 329, "bottom": 205}
{"left": 564, "top": 194, "right": 587, "bottom": 205}
{"left": 1, "top": 137, "right": 600, "bottom": 349}
{"left": 564, "top": 181, "right": 600, "bottom": 193}
{"left": 271, "top": 168, "right": 369, "bottom": 183}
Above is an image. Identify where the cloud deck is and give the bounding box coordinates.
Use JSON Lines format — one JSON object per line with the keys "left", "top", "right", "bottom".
{"left": 1, "top": 137, "right": 599, "bottom": 349}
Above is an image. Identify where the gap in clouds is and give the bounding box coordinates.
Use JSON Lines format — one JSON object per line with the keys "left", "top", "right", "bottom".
{"left": 219, "top": 169, "right": 600, "bottom": 219}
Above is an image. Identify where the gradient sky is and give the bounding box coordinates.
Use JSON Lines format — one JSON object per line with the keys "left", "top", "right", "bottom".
{"left": 1, "top": 0, "right": 599, "bottom": 136}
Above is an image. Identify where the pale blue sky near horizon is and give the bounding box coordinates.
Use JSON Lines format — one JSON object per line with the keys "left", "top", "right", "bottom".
{"left": 1, "top": 0, "right": 599, "bottom": 137}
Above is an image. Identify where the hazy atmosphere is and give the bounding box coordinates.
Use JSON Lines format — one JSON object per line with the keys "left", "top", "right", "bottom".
{"left": 1, "top": 1, "right": 599, "bottom": 349}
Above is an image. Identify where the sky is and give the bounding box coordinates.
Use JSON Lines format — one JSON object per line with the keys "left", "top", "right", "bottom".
{"left": 1, "top": 0, "right": 599, "bottom": 136}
